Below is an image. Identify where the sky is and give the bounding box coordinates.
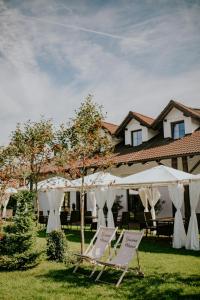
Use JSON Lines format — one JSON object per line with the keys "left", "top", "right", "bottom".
{"left": 0, "top": 0, "right": 200, "bottom": 144}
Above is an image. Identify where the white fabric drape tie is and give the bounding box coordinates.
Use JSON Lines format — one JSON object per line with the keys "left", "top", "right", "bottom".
{"left": 138, "top": 188, "right": 149, "bottom": 212}
{"left": 146, "top": 187, "right": 160, "bottom": 226}
{"left": 95, "top": 188, "right": 107, "bottom": 228}
{"left": 185, "top": 181, "right": 200, "bottom": 251}
{"left": 168, "top": 184, "right": 186, "bottom": 249}
{"left": 46, "top": 189, "right": 64, "bottom": 233}
{"left": 106, "top": 188, "right": 116, "bottom": 228}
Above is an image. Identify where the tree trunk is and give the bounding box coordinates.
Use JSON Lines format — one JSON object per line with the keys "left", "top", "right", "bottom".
{"left": 35, "top": 179, "right": 39, "bottom": 221}
{"left": 80, "top": 175, "right": 85, "bottom": 254}
{"left": 29, "top": 175, "right": 33, "bottom": 192}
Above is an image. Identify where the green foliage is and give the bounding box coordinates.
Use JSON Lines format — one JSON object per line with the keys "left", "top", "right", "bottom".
{"left": 8, "top": 118, "right": 55, "bottom": 189}
{"left": 56, "top": 95, "right": 113, "bottom": 174}
{"left": 0, "top": 191, "right": 40, "bottom": 270}
{"left": 46, "top": 230, "right": 67, "bottom": 262}
{"left": 0, "top": 230, "right": 200, "bottom": 299}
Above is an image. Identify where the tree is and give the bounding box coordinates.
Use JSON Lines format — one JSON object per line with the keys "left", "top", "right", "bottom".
{"left": 0, "top": 146, "right": 19, "bottom": 218}
{"left": 0, "top": 191, "right": 40, "bottom": 270}
{"left": 8, "top": 118, "right": 55, "bottom": 191}
{"left": 56, "top": 95, "right": 113, "bottom": 253}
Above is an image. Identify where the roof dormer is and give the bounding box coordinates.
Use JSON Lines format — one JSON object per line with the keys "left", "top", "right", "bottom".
{"left": 116, "top": 111, "right": 158, "bottom": 146}
{"left": 152, "top": 100, "right": 200, "bottom": 139}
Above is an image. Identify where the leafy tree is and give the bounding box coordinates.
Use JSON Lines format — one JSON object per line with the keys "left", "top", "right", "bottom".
{"left": 56, "top": 95, "right": 113, "bottom": 253}
{"left": 8, "top": 118, "right": 55, "bottom": 191}
{"left": 0, "top": 191, "right": 40, "bottom": 270}
{"left": 0, "top": 146, "right": 18, "bottom": 219}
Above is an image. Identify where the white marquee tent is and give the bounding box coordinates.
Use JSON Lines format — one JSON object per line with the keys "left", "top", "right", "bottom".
{"left": 37, "top": 176, "right": 74, "bottom": 233}
{"left": 113, "top": 165, "right": 199, "bottom": 251}
{"left": 72, "top": 172, "right": 120, "bottom": 229}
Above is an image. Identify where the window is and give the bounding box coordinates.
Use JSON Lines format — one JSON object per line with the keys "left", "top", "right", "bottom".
{"left": 172, "top": 121, "right": 185, "bottom": 139}
{"left": 131, "top": 130, "right": 142, "bottom": 146}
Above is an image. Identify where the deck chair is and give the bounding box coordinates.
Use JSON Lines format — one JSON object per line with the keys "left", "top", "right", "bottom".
{"left": 95, "top": 230, "right": 144, "bottom": 287}
{"left": 73, "top": 226, "right": 118, "bottom": 276}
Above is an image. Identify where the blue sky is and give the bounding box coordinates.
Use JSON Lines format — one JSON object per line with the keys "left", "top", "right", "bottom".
{"left": 0, "top": 0, "right": 200, "bottom": 144}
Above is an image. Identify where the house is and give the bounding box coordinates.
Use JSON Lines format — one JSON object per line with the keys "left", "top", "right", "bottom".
{"left": 43, "top": 100, "right": 200, "bottom": 218}
{"left": 109, "top": 100, "right": 200, "bottom": 218}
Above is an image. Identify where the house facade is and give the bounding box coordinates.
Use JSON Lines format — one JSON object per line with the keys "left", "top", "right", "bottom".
{"left": 108, "top": 100, "right": 200, "bottom": 218}
{"left": 44, "top": 100, "right": 200, "bottom": 218}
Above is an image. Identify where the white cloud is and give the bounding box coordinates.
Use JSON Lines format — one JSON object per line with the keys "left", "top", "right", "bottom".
{"left": 0, "top": 0, "right": 200, "bottom": 144}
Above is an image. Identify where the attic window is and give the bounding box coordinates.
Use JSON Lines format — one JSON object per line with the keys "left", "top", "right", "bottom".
{"left": 171, "top": 121, "right": 185, "bottom": 139}
{"left": 131, "top": 130, "right": 142, "bottom": 146}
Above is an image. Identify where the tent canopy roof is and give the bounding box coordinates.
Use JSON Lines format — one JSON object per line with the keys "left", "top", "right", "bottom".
{"left": 72, "top": 172, "right": 119, "bottom": 189}
{"left": 38, "top": 176, "right": 73, "bottom": 190}
{"left": 114, "top": 165, "right": 196, "bottom": 187}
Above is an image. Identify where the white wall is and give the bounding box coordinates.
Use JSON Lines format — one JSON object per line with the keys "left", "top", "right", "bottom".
{"left": 100, "top": 128, "right": 121, "bottom": 146}
{"left": 163, "top": 107, "right": 199, "bottom": 138}
{"left": 125, "top": 118, "right": 157, "bottom": 145}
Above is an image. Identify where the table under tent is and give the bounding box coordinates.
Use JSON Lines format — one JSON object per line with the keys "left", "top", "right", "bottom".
{"left": 112, "top": 165, "right": 200, "bottom": 251}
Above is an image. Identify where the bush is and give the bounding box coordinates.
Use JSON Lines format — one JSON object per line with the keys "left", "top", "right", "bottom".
{"left": 0, "top": 191, "right": 40, "bottom": 271}
{"left": 47, "top": 230, "right": 67, "bottom": 262}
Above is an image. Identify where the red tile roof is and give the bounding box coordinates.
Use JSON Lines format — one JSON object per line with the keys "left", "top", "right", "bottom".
{"left": 131, "top": 112, "right": 154, "bottom": 126}
{"left": 41, "top": 130, "right": 200, "bottom": 174}
{"left": 116, "top": 111, "right": 154, "bottom": 136}
{"left": 101, "top": 121, "right": 118, "bottom": 135}
{"left": 152, "top": 100, "right": 200, "bottom": 128}
{"left": 112, "top": 130, "right": 200, "bottom": 164}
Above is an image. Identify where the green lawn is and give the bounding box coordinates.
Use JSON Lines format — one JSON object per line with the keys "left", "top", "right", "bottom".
{"left": 0, "top": 228, "right": 200, "bottom": 300}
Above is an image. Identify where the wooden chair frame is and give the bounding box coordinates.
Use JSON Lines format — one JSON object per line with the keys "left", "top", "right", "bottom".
{"left": 95, "top": 230, "right": 144, "bottom": 287}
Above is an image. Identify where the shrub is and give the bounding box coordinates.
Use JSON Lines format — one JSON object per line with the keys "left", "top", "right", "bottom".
{"left": 0, "top": 191, "right": 40, "bottom": 271}
{"left": 47, "top": 230, "right": 67, "bottom": 262}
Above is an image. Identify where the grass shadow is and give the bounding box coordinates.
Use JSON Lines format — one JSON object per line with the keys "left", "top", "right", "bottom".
{"left": 37, "top": 265, "right": 200, "bottom": 300}
{"left": 139, "top": 236, "right": 200, "bottom": 257}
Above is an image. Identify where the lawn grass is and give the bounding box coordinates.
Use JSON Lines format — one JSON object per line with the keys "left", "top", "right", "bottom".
{"left": 0, "top": 227, "right": 200, "bottom": 300}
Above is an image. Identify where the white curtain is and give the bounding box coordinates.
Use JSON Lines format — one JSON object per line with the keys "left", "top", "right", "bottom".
{"left": 95, "top": 188, "right": 107, "bottom": 228}
{"left": 146, "top": 187, "right": 161, "bottom": 224}
{"left": 168, "top": 184, "right": 186, "bottom": 249}
{"left": 70, "top": 191, "right": 76, "bottom": 210}
{"left": 46, "top": 189, "right": 65, "bottom": 233}
{"left": 185, "top": 181, "right": 200, "bottom": 251}
{"left": 2, "top": 194, "right": 10, "bottom": 218}
{"left": 138, "top": 188, "right": 149, "bottom": 212}
{"left": 87, "top": 191, "right": 97, "bottom": 218}
{"left": 38, "top": 191, "right": 49, "bottom": 216}
{"left": 106, "top": 188, "right": 116, "bottom": 228}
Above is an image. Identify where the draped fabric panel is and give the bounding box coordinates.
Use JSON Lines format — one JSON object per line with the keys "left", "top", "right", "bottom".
{"left": 2, "top": 194, "right": 10, "bottom": 218}
{"left": 38, "top": 191, "right": 49, "bottom": 216}
{"left": 106, "top": 188, "right": 116, "bottom": 228}
{"left": 46, "top": 189, "right": 65, "bottom": 233}
{"left": 168, "top": 184, "right": 186, "bottom": 249}
{"left": 87, "top": 191, "right": 97, "bottom": 218}
{"left": 138, "top": 188, "right": 149, "bottom": 212}
{"left": 185, "top": 181, "right": 200, "bottom": 251}
{"left": 146, "top": 187, "right": 160, "bottom": 226}
{"left": 95, "top": 188, "right": 107, "bottom": 228}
